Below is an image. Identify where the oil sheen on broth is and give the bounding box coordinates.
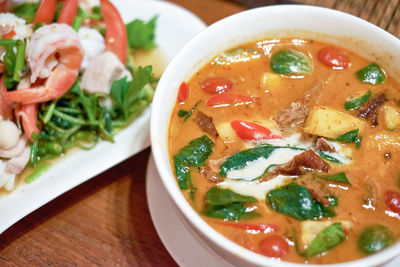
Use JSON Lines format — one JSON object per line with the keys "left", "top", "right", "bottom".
{"left": 168, "top": 38, "right": 400, "bottom": 264}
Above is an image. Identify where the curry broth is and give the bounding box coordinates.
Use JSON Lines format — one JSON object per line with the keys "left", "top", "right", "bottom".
{"left": 168, "top": 38, "right": 400, "bottom": 264}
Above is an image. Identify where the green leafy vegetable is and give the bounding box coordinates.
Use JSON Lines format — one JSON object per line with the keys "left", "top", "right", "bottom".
{"left": 271, "top": 49, "right": 313, "bottom": 74}
{"left": 315, "top": 172, "right": 351, "bottom": 185}
{"left": 206, "top": 187, "right": 257, "bottom": 205}
{"left": 266, "top": 183, "right": 335, "bottom": 220}
{"left": 219, "top": 145, "right": 305, "bottom": 177}
{"left": 110, "top": 66, "right": 154, "bottom": 121}
{"left": 77, "top": 6, "right": 102, "bottom": 20}
{"left": 178, "top": 100, "right": 201, "bottom": 121}
{"left": 12, "top": 2, "right": 40, "bottom": 23}
{"left": 214, "top": 48, "right": 262, "bottom": 65}
{"left": 204, "top": 187, "right": 259, "bottom": 220}
{"left": 357, "top": 225, "right": 394, "bottom": 255}
{"left": 345, "top": 90, "right": 371, "bottom": 110}
{"left": 356, "top": 63, "right": 386, "bottom": 85}
{"left": 316, "top": 151, "right": 341, "bottom": 164}
{"left": 173, "top": 135, "right": 214, "bottom": 189}
{"left": 325, "top": 195, "right": 338, "bottom": 207}
{"left": 305, "top": 223, "right": 346, "bottom": 258}
{"left": 126, "top": 16, "right": 158, "bottom": 50}
{"left": 336, "top": 129, "right": 361, "bottom": 148}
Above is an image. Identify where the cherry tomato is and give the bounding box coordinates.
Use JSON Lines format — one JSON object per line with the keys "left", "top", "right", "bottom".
{"left": 258, "top": 235, "right": 289, "bottom": 258}
{"left": 317, "top": 46, "right": 350, "bottom": 70}
{"left": 200, "top": 77, "right": 232, "bottom": 94}
{"left": 385, "top": 191, "right": 400, "bottom": 214}
{"left": 57, "top": 0, "right": 78, "bottom": 26}
{"left": 231, "top": 120, "right": 281, "bottom": 141}
{"left": 33, "top": 0, "right": 57, "bottom": 24}
{"left": 100, "top": 0, "right": 128, "bottom": 65}
{"left": 177, "top": 82, "right": 189, "bottom": 104}
{"left": 206, "top": 93, "right": 252, "bottom": 107}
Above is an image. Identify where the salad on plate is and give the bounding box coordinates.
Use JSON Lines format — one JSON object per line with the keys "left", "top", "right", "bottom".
{"left": 0, "top": 0, "right": 158, "bottom": 190}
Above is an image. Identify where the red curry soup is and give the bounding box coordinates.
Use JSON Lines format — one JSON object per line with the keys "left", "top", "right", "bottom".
{"left": 168, "top": 38, "right": 400, "bottom": 264}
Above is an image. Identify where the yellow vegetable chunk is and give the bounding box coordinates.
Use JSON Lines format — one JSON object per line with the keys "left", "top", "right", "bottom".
{"left": 216, "top": 122, "right": 237, "bottom": 142}
{"left": 261, "top": 72, "right": 281, "bottom": 92}
{"left": 304, "top": 106, "right": 366, "bottom": 139}
{"left": 301, "top": 220, "right": 353, "bottom": 248}
{"left": 383, "top": 105, "right": 400, "bottom": 130}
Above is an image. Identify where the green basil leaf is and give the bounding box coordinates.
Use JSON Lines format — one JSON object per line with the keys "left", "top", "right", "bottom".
{"left": 325, "top": 195, "right": 338, "bottom": 207}
{"left": 126, "top": 16, "right": 158, "bottom": 50}
{"left": 345, "top": 90, "right": 372, "bottom": 110}
{"left": 266, "top": 183, "right": 335, "bottom": 220}
{"left": 356, "top": 63, "right": 386, "bottom": 85}
{"left": 357, "top": 225, "right": 394, "bottom": 255}
{"left": 315, "top": 172, "right": 351, "bottom": 185}
{"left": 271, "top": 49, "right": 312, "bottom": 74}
{"left": 178, "top": 110, "right": 188, "bottom": 117}
{"left": 317, "top": 151, "right": 342, "bottom": 164}
{"left": 204, "top": 202, "right": 259, "bottom": 220}
{"left": 206, "top": 187, "right": 257, "bottom": 206}
{"left": 305, "top": 223, "right": 346, "bottom": 258}
{"left": 110, "top": 76, "right": 130, "bottom": 108}
{"left": 214, "top": 48, "right": 262, "bottom": 65}
{"left": 183, "top": 100, "right": 201, "bottom": 121}
{"left": 336, "top": 129, "right": 362, "bottom": 148}
{"left": 173, "top": 135, "right": 214, "bottom": 190}
{"left": 12, "top": 2, "right": 40, "bottom": 24}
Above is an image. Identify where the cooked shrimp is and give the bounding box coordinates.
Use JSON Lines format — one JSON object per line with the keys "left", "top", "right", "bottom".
{"left": 4, "top": 23, "right": 84, "bottom": 104}
{"left": 0, "top": 76, "right": 13, "bottom": 120}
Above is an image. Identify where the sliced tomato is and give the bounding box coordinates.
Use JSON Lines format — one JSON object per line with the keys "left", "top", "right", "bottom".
{"left": 206, "top": 93, "right": 252, "bottom": 107}
{"left": 231, "top": 120, "right": 281, "bottom": 141}
{"left": 100, "top": 0, "right": 127, "bottom": 65}
{"left": 200, "top": 77, "right": 232, "bottom": 94}
{"left": 177, "top": 82, "right": 189, "bottom": 104}
{"left": 385, "top": 191, "right": 400, "bottom": 214}
{"left": 216, "top": 221, "right": 278, "bottom": 233}
{"left": 317, "top": 46, "right": 350, "bottom": 70}
{"left": 2, "top": 30, "right": 15, "bottom": 40}
{"left": 258, "top": 235, "right": 289, "bottom": 258}
{"left": 0, "top": 0, "right": 7, "bottom": 12}
{"left": 33, "top": 0, "right": 57, "bottom": 24}
{"left": 57, "top": 0, "right": 78, "bottom": 26}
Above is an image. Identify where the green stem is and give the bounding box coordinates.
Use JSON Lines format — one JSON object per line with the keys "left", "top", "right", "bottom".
{"left": 13, "top": 41, "right": 26, "bottom": 82}
{"left": 25, "top": 163, "right": 51, "bottom": 183}
{"left": 0, "top": 39, "right": 17, "bottom": 46}
{"left": 43, "top": 100, "right": 58, "bottom": 124}
{"left": 72, "top": 16, "right": 83, "bottom": 31}
{"left": 53, "top": 109, "right": 86, "bottom": 124}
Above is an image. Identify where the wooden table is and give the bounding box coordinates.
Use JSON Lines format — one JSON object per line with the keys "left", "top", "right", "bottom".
{"left": 0, "top": 0, "right": 399, "bottom": 266}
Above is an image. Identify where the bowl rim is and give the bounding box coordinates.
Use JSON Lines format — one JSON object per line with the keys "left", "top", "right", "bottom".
{"left": 151, "top": 4, "right": 400, "bottom": 267}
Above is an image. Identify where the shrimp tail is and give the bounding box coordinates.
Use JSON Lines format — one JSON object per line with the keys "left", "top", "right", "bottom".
{"left": 5, "top": 67, "right": 78, "bottom": 104}
{"left": 15, "top": 103, "right": 40, "bottom": 142}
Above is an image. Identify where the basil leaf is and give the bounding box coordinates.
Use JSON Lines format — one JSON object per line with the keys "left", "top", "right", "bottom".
{"left": 315, "top": 172, "right": 351, "bottom": 185}
{"left": 178, "top": 110, "right": 188, "bottom": 117}
{"left": 183, "top": 100, "right": 201, "bottom": 121}
{"left": 345, "top": 90, "right": 372, "bottom": 110}
{"left": 204, "top": 202, "right": 259, "bottom": 220}
{"left": 325, "top": 195, "right": 338, "bottom": 207}
{"left": 336, "top": 129, "right": 362, "bottom": 148}
{"left": 317, "top": 151, "right": 342, "bottom": 164}
{"left": 266, "top": 183, "right": 335, "bottom": 220}
{"left": 204, "top": 187, "right": 259, "bottom": 220}
{"left": 126, "top": 16, "right": 158, "bottom": 50}
{"left": 271, "top": 49, "right": 312, "bottom": 74}
{"left": 214, "top": 48, "right": 262, "bottom": 65}
{"left": 356, "top": 63, "right": 386, "bottom": 85}
{"left": 358, "top": 225, "right": 394, "bottom": 255}
{"left": 305, "top": 223, "right": 346, "bottom": 258}
{"left": 206, "top": 187, "right": 257, "bottom": 206}
{"left": 173, "top": 135, "right": 214, "bottom": 189}
{"left": 13, "top": 3, "right": 40, "bottom": 24}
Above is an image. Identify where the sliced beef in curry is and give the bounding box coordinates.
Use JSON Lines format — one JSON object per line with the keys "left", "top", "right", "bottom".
{"left": 315, "top": 137, "right": 336, "bottom": 153}
{"left": 200, "top": 156, "right": 227, "bottom": 183}
{"left": 297, "top": 173, "right": 333, "bottom": 207}
{"left": 195, "top": 111, "right": 219, "bottom": 138}
{"left": 273, "top": 80, "right": 325, "bottom": 136}
{"left": 273, "top": 149, "right": 329, "bottom": 176}
{"left": 358, "top": 93, "right": 387, "bottom": 126}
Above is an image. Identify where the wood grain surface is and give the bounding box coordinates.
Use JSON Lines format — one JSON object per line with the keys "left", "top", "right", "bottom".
{"left": 0, "top": 0, "right": 399, "bottom": 266}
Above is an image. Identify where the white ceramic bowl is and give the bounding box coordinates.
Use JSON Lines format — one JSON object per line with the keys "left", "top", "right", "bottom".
{"left": 151, "top": 5, "right": 400, "bottom": 267}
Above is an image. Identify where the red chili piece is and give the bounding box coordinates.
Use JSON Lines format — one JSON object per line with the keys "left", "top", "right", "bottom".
{"left": 317, "top": 46, "right": 350, "bottom": 70}
{"left": 231, "top": 120, "right": 281, "bottom": 141}
{"left": 177, "top": 82, "right": 189, "bottom": 104}
{"left": 385, "top": 191, "right": 400, "bottom": 214}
